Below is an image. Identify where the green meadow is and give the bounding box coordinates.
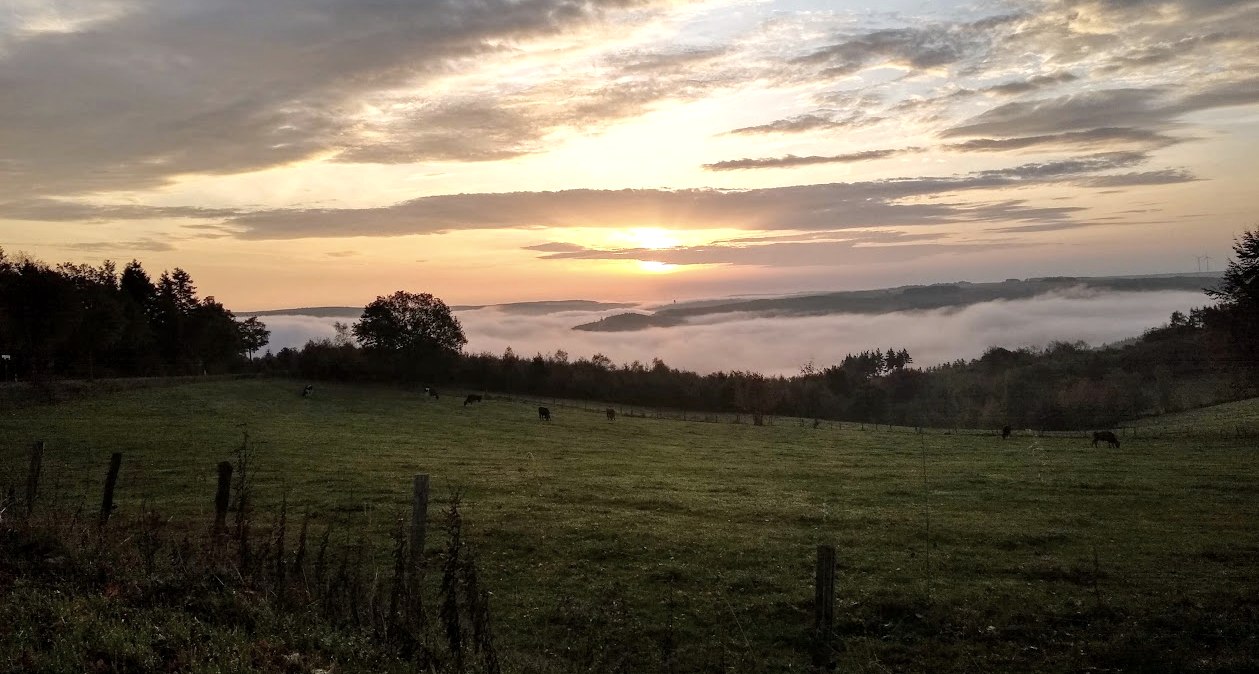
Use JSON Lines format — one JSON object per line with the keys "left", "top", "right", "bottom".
{"left": 3, "top": 379, "right": 1257, "bottom": 672}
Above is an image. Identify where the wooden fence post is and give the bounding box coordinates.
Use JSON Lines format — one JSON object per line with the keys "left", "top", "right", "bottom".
{"left": 99, "top": 452, "right": 122, "bottom": 525}
{"left": 214, "top": 461, "right": 233, "bottom": 535}
{"left": 410, "top": 474, "right": 430, "bottom": 573}
{"left": 813, "top": 544, "right": 837, "bottom": 672}
{"left": 25, "top": 440, "right": 44, "bottom": 515}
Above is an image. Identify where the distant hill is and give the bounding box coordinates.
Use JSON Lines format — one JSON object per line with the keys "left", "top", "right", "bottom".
{"left": 242, "top": 299, "right": 637, "bottom": 318}
{"left": 449, "top": 300, "right": 639, "bottom": 315}
{"left": 573, "top": 273, "right": 1222, "bottom": 332}
{"left": 239, "top": 306, "right": 361, "bottom": 318}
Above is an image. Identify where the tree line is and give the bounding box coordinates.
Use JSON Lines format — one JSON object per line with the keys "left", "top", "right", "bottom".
{"left": 0, "top": 249, "right": 269, "bottom": 379}
{"left": 267, "top": 229, "right": 1259, "bottom": 431}
{"left": 5, "top": 227, "right": 1256, "bottom": 430}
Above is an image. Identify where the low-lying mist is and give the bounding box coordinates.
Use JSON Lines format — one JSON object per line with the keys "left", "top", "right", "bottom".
{"left": 258, "top": 290, "right": 1207, "bottom": 376}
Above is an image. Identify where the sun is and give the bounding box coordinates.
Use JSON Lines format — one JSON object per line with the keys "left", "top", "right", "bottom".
{"left": 637, "top": 260, "right": 677, "bottom": 273}
{"left": 625, "top": 227, "right": 679, "bottom": 250}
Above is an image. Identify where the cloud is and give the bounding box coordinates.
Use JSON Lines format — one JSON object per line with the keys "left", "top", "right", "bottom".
{"left": 795, "top": 16, "right": 1021, "bottom": 77}
{"left": 58, "top": 238, "right": 175, "bottom": 253}
{"left": 522, "top": 242, "right": 591, "bottom": 253}
{"left": 335, "top": 99, "right": 545, "bottom": 164}
{"left": 725, "top": 112, "right": 882, "bottom": 135}
{"left": 946, "top": 127, "right": 1183, "bottom": 152}
{"left": 943, "top": 79, "right": 1259, "bottom": 140}
{"left": 228, "top": 151, "right": 1170, "bottom": 240}
{"left": 220, "top": 169, "right": 1100, "bottom": 239}
{"left": 0, "top": 0, "right": 682, "bottom": 198}
{"left": 1097, "top": 32, "right": 1240, "bottom": 73}
{"left": 710, "top": 230, "right": 951, "bottom": 245}
{"left": 981, "top": 72, "right": 1079, "bottom": 96}
{"left": 258, "top": 290, "right": 1209, "bottom": 375}
{"left": 2, "top": 145, "right": 1188, "bottom": 239}
{"left": 702, "top": 148, "right": 915, "bottom": 171}
{"left": 0, "top": 198, "right": 241, "bottom": 222}
{"left": 528, "top": 238, "right": 1025, "bottom": 268}
{"left": 942, "top": 89, "right": 1172, "bottom": 138}
{"left": 1071, "top": 169, "right": 1199, "bottom": 187}
{"left": 975, "top": 151, "right": 1149, "bottom": 179}
{"left": 249, "top": 314, "right": 343, "bottom": 353}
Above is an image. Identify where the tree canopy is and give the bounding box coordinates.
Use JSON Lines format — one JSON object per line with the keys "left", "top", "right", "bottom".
{"left": 1205, "top": 227, "right": 1259, "bottom": 379}
{"left": 352, "top": 291, "right": 466, "bottom": 355}
{"left": 0, "top": 250, "right": 267, "bottom": 378}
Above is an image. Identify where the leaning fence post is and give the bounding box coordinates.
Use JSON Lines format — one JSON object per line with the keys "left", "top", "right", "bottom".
{"left": 25, "top": 440, "right": 44, "bottom": 515}
{"left": 214, "top": 461, "right": 233, "bottom": 536}
{"left": 99, "top": 452, "right": 122, "bottom": 525}
{"left": 410, "top": 474, "right": 430, "bottom": 573}
{"left": 813, "top": 544, "right": 837, "bottom": 672}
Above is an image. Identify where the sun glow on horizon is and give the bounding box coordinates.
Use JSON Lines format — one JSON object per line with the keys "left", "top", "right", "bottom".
{"left": 638, "top": 260, "right": 678, "bottom": 273}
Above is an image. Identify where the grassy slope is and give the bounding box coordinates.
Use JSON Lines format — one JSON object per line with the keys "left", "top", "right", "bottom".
{"left": 2, "top": 379, "right": 1258, "bottom": 672}
{"left": 1129, "top": 396, "right": 1259, "bottom": 432}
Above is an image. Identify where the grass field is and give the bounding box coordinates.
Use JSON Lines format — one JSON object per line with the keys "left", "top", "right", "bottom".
{"left": 1129, "top": 396, "right": 1259, "bottom": 435}
{"left": 3, "top": 379, "right": 1258, "bottom": 672}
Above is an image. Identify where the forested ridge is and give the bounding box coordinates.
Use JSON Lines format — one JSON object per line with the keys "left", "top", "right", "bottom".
{"left": 5, "top": 230, "right": 1257, "bottom": 431}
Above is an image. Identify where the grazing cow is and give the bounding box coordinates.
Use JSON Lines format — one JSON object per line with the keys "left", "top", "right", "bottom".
{"left": 606, "top": 408, "right": 616, "bottom": 421}
{"left": 301, "top": 384, "right": 314, "bottom": 398}
{"left": 1092, "top": 431, "right": 1120, "bottom": 448}
{"left": 424, "top": 387, "right": 439, "bottom": 400}
{"left": 463, "top": 394, "right": 483, "bottom": 407}
{"left": 538, "top": 406, "right": 551, "bottom": 421}
{"left": 1001, "top": 425, "right": 1012, "bottom": 439}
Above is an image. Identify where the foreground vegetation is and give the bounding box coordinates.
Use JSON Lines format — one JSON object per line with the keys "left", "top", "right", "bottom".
{"left": 3, "top": 379, "right": 1257, "bottom": 672}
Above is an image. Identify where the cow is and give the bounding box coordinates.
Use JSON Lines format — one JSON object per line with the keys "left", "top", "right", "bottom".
{"left": 301, "top": 384, "right": 314, "bottom": 398}
{"left": 538, "top": 406, "right": 551, "bottom": 421}
{"left": 424, "top": 387, "right": 439, "bottom": 400}
{"left": 1092, "top": 430, "right": 1120, "bottom": 448}
{"left": 606, "top": 408, "right": 616, "bottom": 421}
{"left": 1001, "top": 425, "right": 1012, "bottom": 439}
{"left": 464, "top": 394, "right": 483, "bottom": 407}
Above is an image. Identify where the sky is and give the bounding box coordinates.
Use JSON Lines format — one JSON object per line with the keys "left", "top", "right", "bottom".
{"left": 2, "top": 0, "right": 1257, "bottom": 310}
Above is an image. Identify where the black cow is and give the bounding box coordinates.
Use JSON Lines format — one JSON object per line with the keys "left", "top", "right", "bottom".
{"left": 1001, "top": 425, "right": 1012, "bottom": 439}
{"left": 424, "top": 387, "right": 439, "bottom": 400}
{"left": 1092, "top": 431, "right": 1120, "bottom": 448}
{"left": 464, "top": 394, "right": 483, "bottom": 407}
{"left": 301, "top": 384, "right": 314, "bottom": 398}
{"left": 606, "top": 408, "right": 616, "bottom": 421}
{"left": 538, "top": 406, "right": 551, "bottom": 421}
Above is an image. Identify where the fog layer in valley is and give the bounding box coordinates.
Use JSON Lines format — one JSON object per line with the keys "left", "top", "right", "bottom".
{"left": 259, "top": 290, "right": 1205, "bottom": 376}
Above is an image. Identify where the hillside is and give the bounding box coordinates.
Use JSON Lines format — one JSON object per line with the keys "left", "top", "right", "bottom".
{"left": 1128, "top": 396, "right": 1259, "bottom": 434}
{"left": 3, "top": 379, "right": 1257, "bottom": 672}
{"left": 575, "top": 273, "right": 1221, "bottom": 332}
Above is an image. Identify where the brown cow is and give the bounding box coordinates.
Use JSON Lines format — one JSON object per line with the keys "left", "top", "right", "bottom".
{"left": 464, "top": 394, "right": 483, "bottom": 407}
{"left": 538, "top": 406, "right": 551, "bottom": 421}
{"left": 1001, "top": 425, "right": 1012, "bottom": 439}
{"left": 606, "top": 408, "right": 616, "bottom": 421}
{"left": 1091, "top": 431, "right": 1120, "bottom": 448}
